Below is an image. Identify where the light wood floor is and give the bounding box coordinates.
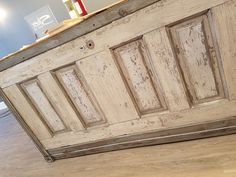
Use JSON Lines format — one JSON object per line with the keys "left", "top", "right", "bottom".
{"left": 1, "top": 113, "right": 236, "bottom": 177}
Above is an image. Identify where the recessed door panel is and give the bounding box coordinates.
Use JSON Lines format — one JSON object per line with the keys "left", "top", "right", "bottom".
{"left": 22, "top": 80, "right": 66, "bottom": 133}
{"left": 56, "top": 66, "right": 106, "bottom": 127}
{"left": 113, "top": 40, "right": 166, "bottom": 114}
{"left": 170, "top": 15, "right": 225, "bottom": 104}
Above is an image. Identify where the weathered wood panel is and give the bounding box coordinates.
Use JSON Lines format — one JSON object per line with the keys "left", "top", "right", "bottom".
{"left": 76, "top": 51, "right": 139, "bottom": 123}
{"left": 56, "top": 66, "right": 105, "bottom": 127}
{"left": 38, "top": 72, "right": 84, "bottom": 131}
{"left": 170, "top": 15, "right": 224, "bottom": 104}
{"left": 3, "top": 85, "right": 52, "bottom": 140}
{"left": 0, "top": 0, "right": 229, "bottom": 88}
{"left": 21, "top": 80, "right": 66, "bottom": 133}
{"left": 211, "top": 0, "right": 236, "bottom": 99}
{"left": 143, "top": 28, "right": 190, "bottom": 111}
{"left": 0, "top": 0, "right": 235, "bottom": 160}
{"left": 113, "top": 40, "right": 165, "bottom": 114}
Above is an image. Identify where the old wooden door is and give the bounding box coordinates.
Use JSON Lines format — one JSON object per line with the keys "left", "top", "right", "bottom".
{"left": 1, "top": 0, "right": 236, "bottom": 159}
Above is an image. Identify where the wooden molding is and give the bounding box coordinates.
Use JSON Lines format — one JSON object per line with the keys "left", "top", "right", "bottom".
{"left": 49, "top": 116, "right": 236, "bottom": 160}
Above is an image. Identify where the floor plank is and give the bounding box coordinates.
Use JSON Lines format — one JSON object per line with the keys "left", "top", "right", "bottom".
{"left": 1, "top": 113, "right": 236, "bottom": 177}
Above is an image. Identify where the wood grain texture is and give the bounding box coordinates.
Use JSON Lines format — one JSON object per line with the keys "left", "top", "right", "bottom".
{"left": 56, "top": 66, "right": 106, "bottom": 127}
{"left": 3, "top": 85, "right": 51, "bottom": 140}
{"left": 76, "top": 51, "right": 139, "bottom": 124}
{"left": 21, "top": 80, "right": 66, "bottom": 133}
{"left": 38, "top": 72, "right": 84, "bottom": 131}
{"left": 0, "top": 0, "right": 229, "bottom": 88}
{"left": 170, "top": 15, "right": 224, "bottom": 104}
{"left": 2, "top": 114, "right": 236, "bottom": 177}
{"left": 143, "top": 28, "right": 190, "bottom": 111}
{"left": 114, "top": 40, "right": 165, "bottom": 114}
{"left": 211, "top": 0, "right": 236, "bottom": 99}
{"left": 0, "top": 0, "right": 235, "bottom": 160}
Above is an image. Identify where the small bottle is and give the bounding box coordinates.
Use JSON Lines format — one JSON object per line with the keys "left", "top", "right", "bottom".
{"left": 62, "top": 0, "right": 79, "bottom": 19}
{"left": 72, "top": 0, "right": 87, "bottom": 16}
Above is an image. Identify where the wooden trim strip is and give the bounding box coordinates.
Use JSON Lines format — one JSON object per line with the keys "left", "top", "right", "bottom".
{"left": 0, "top": 0, "right": 161, "bottom": 72}
{"left": 0, "top": 88, "right": 55, "bottom": 162}
{"left": 49, "top": 116, "right": 236, "bottom": 160}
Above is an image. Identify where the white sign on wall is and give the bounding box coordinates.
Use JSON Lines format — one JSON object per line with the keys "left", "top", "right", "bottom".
{"left": 25, "top": 5, "right": 58, "bottom": 39}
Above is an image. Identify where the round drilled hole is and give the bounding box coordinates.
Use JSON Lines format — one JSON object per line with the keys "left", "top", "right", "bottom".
{"left": 86, "top": 40, "right": 95, "bottom": 49}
